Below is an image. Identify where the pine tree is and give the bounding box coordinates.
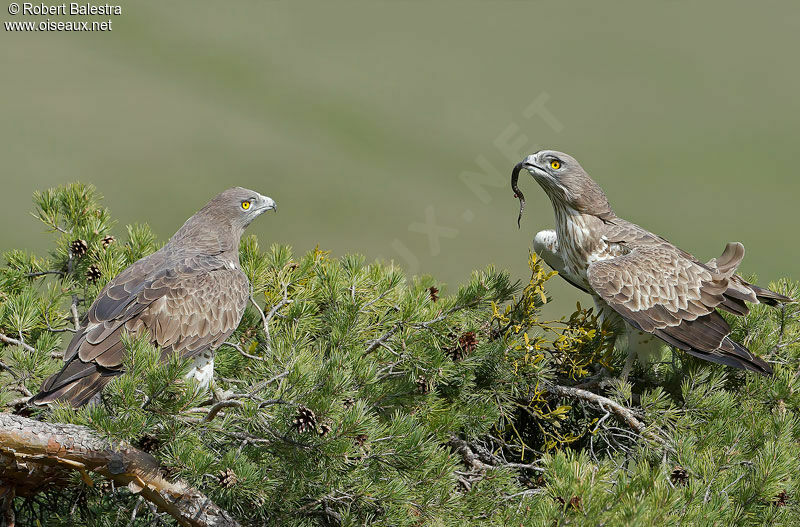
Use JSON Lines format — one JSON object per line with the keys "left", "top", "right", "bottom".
{"left": 0, "top": 183, "right": 798, "bottom": 526}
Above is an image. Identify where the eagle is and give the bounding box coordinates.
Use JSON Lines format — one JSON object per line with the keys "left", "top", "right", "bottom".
{"left": 511, "top": 150, "right": 792, "bottom": 377}
{"left": 32, "top": 187, "right": 277, "bottom": 407}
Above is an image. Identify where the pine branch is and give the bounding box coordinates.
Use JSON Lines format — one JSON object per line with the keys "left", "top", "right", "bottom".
{"left": 364, "top": 323, "right": 401, "bottom": 355}
{"left": 0, "top": 413, "right": 241, "bottom": 527}
{"left": 224, "top": 341, "right": 267, "bottom": 362}
{"left": 358, "top": 288, "right": 395, "bottom": 313}
{"left": 449, "top": 435, "right": 546, "bottom": 479}
{"left": 203, "top": 400, "right": 243, "bottom": 422}
{"left": 0, "top": 359, "right": 19, "bottom": 380}
{"left": 25, "top": 270, "right": 65, "bottom": 279}
{"left": 410, "top": 299, "right": 485, "bottom": 329}
{"left": 365, "top": 298, "right": 485, "bottom": 355}
{"left": 252, "top": 282, "right": 292, "bottom": 353}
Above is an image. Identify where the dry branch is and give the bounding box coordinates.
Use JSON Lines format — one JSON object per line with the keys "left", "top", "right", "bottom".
{"left": 0, "top": 334, "right": 36, "bottom": 355}
{"left": 0, "top": 413, "right": 240, "bottom": 527}
{"left": 448, "top": 436, "right": 494, "bottom": 472}
{"left": 544, "top": 383, "right": 660, "bottom": 441}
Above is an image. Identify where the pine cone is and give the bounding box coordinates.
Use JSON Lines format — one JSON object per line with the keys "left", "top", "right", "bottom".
{"left": 554, "top": 495, "right": 582, "bottom": 510}
{"left": 292, "top": 405, "right": 317, "bottom": 433}
{"left": 450, "top": 331, "right": 478, "bottom": 361}
{"left": 101, "top": 235, "right": 116, "bottom": 249}
{"left": 428, "top": 286, "right": 439, "bottom": 302}
{"left": 354, "top": 433, "right": 368, "bottom": 447}
{"left": 70, "top": 239, "right": 88, "bottom": 257}
{"left": 135, "top": 434, "right": 160, "bottom": 453}
{"left": 160, "top": 465, "right": 178, "bottom": 480}
{"left": 416, "top": 376, "right": 431, "bottom": 394}
{"left": 459, "top": 332, "right": 477, "bottom": 353}
{"left": 86, "top": 265, "right": 102, "bottom": 283}
{"left": 343, "top": 397, "right": 355, "bottom": 409}
{"left": 670, "top": 466, "right": 689, "bottom": 486}
{"left": 318, "top": 423, "right": 332, "bottom": 437}
{"left": 772, "top": 490, "right": 789, "bottom": 507}
{"left": 217, "top": 468, "right": 238, "bottom": 489}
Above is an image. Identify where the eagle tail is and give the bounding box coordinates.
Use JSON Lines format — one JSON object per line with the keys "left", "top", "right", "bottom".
{"left": 653, "top": 313, "right": 773, "bottom": 377}
{"left": 707, "top": 243, "right": 794, "bottom": 307}
{"left": 749, "top": 284, "right": 794, "bottom": 306}
{"left": 31, "top": 364, "right": 118, "bottom": 407}
{"left": 683, "top": 339, "right": 773, "bottom": 376}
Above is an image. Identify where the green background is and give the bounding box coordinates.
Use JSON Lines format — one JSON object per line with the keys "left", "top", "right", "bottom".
{"left": 2, "top": 1, "right": 798, "bottom": 315}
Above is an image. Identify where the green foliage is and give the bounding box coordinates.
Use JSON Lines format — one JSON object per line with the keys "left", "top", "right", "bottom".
{"left": 1, "top": 184, "right": 799, "bottom": 526}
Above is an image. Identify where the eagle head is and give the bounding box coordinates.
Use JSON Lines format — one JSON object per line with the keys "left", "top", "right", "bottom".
{"left": 212, "top": 187, "right": 277, "bottom": 229}
{"left": 512, "top": 150, "right": 614, "bottom": 225}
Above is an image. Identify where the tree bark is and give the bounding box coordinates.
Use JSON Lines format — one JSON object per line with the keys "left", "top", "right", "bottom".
{"left": 0, "top": 413, "right": 240, "bottom": 527}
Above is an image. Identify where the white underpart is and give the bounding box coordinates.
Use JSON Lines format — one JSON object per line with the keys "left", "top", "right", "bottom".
{"left": 533, "top": 229, "right": 663, "bottom": 373}
{"left": 186, "top": 350, "right": 215, "bottom": 388}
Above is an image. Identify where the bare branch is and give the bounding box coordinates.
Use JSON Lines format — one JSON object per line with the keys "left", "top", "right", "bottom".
{"left": 448, "top": 436, "right": 494, "bottom": 472}
{"left": 224, "top": 341, "right": 267, "bottom": 362}
{"left": 449, "top": 436, "right": 545, "bottom": 475}
{"left": 203, "top": 400, "right": 243, "bottom": 422}
{"left": 503, "top": 489, "right": 546, "bottom": 501}
{"left": 70, "top": 302, "right": 81, "bottom": 332}
{"left": 544, "top": 383, "right": 661, "bottom": 441}
{"left": 0, "top": 359, "right": 19, "bottom": 380}
{"left": 127, "top": 496, "right": 144, "bottom": 527}
{"left": 25, "top": 270, "right": 65, "bottom": 279}
{"left": 0, "top": 413, "right": 241, "bottom": 527}
{"left": 66, "top": 252, "right": 81, "bottom": 332}
{"left": 0, "top": 333, "right": 37, "bottom": 355}
{"left": 245, "top": 371, "right": 290, "bottom": 397}
{"left": 364, "top": 323, "right": 402, "bottom": 355}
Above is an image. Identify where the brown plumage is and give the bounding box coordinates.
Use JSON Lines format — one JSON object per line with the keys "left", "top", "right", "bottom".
{"left": 514, "top": 151, "right": 792, "bottom": 376}
{"left": 32, "top": 187, "right": 277, "bottom": 407}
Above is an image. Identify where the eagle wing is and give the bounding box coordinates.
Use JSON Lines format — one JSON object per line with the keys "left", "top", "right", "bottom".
{"left": 586, "top": 241, "right": 773, "bottom": 375}
{"left": 33, "top": 253, "right": 249, "bottom": 406}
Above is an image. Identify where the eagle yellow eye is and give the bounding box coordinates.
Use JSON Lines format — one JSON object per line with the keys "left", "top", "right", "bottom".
{"left": 241, "top": 201, "right": 251, "bottom": 210}
{"left": 550, "top": 160, "right": 561, "bottom": 170}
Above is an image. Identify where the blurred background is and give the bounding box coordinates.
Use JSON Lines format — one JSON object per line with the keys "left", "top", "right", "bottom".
{"left": 2, "top": 1, "right": 798, "bottom": 316}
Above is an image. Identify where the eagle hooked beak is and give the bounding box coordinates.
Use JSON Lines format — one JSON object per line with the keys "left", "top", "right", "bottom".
{"left": 256, "top": 195, "right": 277, "bottom": 213}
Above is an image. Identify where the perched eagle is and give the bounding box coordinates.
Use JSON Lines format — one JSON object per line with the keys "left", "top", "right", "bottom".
{"left": 32, "top": 187, "right": 276, "bottom": 407}
{"left": 512, "top": 150, "right": 792, "bottom": 376}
